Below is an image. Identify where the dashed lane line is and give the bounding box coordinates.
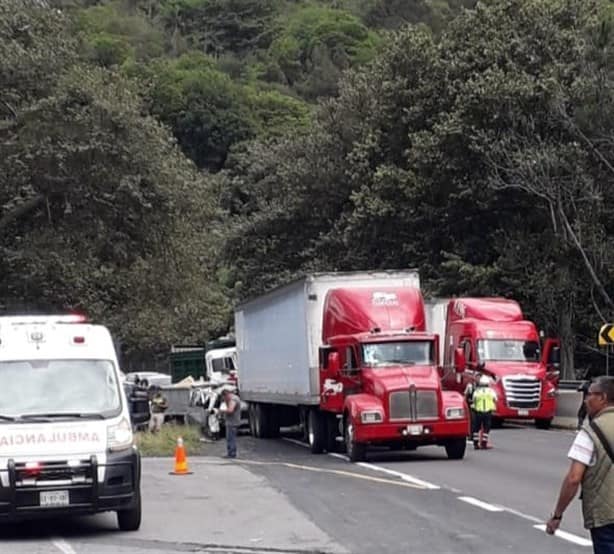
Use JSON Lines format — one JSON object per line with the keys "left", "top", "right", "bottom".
{"left": 353, "top": 460, "right": 440, "bottom": 490}
{"left": 459, "top": 498, "right": 592, "bottom": 548}
{"left": 533, "top": 525, "right": 593, "bottom": 547}
{"left": 282, "top": 437, "right": 441, "bottom": 490}
{"left": 235, "top": 459, "right": 427, "bottom": 489}
{"left": 457, "top": 496, "right": 504, "bottom": 512}
{"left": 281, "top": 436, "right": 592, "bottom": 547}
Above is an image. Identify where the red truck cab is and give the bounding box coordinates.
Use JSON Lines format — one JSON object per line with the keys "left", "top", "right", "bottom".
{"left": 434, "top": 298, "right": 560, "bottom": 429}
{"left": 318, "top": 288, "right": 469, "bottom": 461}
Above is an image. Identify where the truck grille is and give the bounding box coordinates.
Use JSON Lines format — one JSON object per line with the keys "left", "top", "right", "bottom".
{"left": 389, "top": 390, "right": 438, "bottom": 421}
{"left": 502, "top": 376, "right": 541, "bottom": 409}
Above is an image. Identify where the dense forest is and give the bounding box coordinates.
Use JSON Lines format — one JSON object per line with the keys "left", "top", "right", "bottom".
{"left": 2, "top": 0, "right": 614, "bottom": 378}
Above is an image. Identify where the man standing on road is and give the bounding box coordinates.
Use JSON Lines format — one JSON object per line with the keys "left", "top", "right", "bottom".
{"left": 471, "top": 375, "right": 497, "bottom": 449}
{"left": 546, "top": 376, "right": 614, "bottom": 553}
{"left": 148, "top": 386, "right": 168, "bottom": 433}
{"left": 577, "top": 379, "right": 591, "bottom": 430}
{"left": 217, "top": 386, "right": 241, "bottom": 459}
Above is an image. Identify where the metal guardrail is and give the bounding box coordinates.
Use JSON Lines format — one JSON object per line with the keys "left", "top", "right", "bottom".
{"left": 558, "top": 380, "right": 583, "bottom": 391}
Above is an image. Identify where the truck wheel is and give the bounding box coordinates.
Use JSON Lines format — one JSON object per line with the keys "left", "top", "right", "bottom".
{"left": 117, "top": 489, "right": 142, "bottom": 531}
{"left": 248, "top": 404, "right": 257, "bottom": 437}
{"left": 344, "top": 418, "right": 366, "bottom": 462}
{"left": 254, "top": 403, "right": 266, "bottom": 438}
{"left": 444, "top": 438, "right": 466, "bottom": 460}
{"left": 267, "top": 405, "right": 280, "bottom": 438}
{"left": 308, "top": 410, "right": 325, "bottom": 454}
{"left": 535, "top": 418, "right": 552, "bottom": 430}
{"left": 325, "top": 414, "right": 338, "bottom": 453}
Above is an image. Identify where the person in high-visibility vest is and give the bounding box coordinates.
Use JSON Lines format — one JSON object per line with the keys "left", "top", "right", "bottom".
{"left": 472, "top": 375, "right": 498, "bottom": 449}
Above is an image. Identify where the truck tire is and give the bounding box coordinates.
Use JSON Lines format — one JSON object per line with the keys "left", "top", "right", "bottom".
{"left": 344, "top": 417, "right": 366, "bottom": 462}
{"left": 325, "top": 413, "right": 338, "bottom": 453}
{"left": 248, "top": 403, "right": 258, "bottom": 437}
{"left": 117, "top": 489, "right": 142, "bottom": 531}
{"left": 535, "top": 418, "right": 552, "bottom": 430}
{"left": 444, "top": 438, "right": 466, "bottom": 460}
{"left": 308, "top": 410, "right": 325, "bottom": 454}
{"left": 254, "top": 403, "right": 265, "bottom": 438}
{"left": 267, "top": 405, "right": 280, "bottom": 438}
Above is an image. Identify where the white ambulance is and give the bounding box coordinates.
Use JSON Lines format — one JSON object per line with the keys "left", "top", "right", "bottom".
{"left": 0, "top": 315, "right": 141, "bottom": 530}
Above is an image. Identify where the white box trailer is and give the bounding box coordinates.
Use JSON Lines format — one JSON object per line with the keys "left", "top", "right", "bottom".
{"left": 235, "top": 270, "right": 420, "bottom": 406}
{"left": 424, "top": 298, "right": 449, "bottom": 367}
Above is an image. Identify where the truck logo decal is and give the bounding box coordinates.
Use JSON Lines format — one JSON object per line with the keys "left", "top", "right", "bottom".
{"left": 323, "top": 379, "right": 343, "bottom": 394}
{"left": 0, "top": 431, "right": 101, "bottom": 447}
{"left": 372, "top": 292, "right": 399, "bottom": 306}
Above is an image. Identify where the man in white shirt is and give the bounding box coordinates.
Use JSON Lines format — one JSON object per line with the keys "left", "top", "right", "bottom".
{"left": 546, "top": 377, "right": 614, "bottom": 554}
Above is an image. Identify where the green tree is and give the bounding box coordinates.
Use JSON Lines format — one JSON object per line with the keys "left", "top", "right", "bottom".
{"left": 160, "top": 0, "right": 280, "bottom": 56}
{"left": 0, "top": 1, "right": 226, "bottom": 349}
{"left": 267, "top": 4, "right": 380, "bottom": 99}
{"left": 222, "top": 0, "right": 614, "bottom": 377}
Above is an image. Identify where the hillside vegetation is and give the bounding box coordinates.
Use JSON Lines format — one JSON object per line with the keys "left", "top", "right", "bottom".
{"left": 2, "top": 0, "right": 614, "bottom": 377}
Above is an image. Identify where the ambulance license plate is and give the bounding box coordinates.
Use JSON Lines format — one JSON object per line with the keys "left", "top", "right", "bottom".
{"left": 40, "top": 490, "right": 69, "bottom": 507}
{"left": 517, "top": 409, "right": 529, "bottom": 416}
{"left": 408, "top": 425, "right": 423, "bottom": 435}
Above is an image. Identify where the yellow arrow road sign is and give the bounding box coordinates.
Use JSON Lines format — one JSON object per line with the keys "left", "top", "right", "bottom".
{"left": 599, "top": 324, "right": 614, "bottom": 345}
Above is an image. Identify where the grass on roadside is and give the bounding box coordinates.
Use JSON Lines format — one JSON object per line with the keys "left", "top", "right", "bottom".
{"left": 135, "top": 423, "right": 202, "bottom": 457}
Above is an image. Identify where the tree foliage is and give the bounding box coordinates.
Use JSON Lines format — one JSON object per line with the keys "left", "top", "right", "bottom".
{"left": 222, "top": 0, "right": 614, "bottom": 377}
{"left": 0, "top": 0, "right": 226, "bottom": 350}
{"left": 267, "top": 4, "right": 380, "bottom": 99}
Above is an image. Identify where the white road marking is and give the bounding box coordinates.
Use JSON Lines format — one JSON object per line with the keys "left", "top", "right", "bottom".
{"left": 498, "top": 505, "right": 543, "bottom": 524}
{"left": 52, "top": 538, "right": 77, "bottom": 554}
{"left": 282, "top": 438, "right": 440, "bottom": 489}
{"left": 328, "top": 452, "right": 349, "bottom": 461}
{"left": 533, "top": 524, "right": 593, "bottom": 547}
{"left": 354, "top": 461, "right": 440, "bottom": 490}
{"left": 282, "top": 434, "right": 588, "bottom": 544}
{"left": 282, "top": 437, "right": 309, "bottom": 449}
{"left": 457, "top": 496, "right": 504, "bottom": 512}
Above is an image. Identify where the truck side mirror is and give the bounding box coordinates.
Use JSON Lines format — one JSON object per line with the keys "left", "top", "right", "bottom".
{"left": 328, "top": 352, "right": 341, "bottom": 373}
{"left": 549, "top": 346, "right": 561, "bottom": 368}
{"left": 454, "top": 347, "right": 466, "bottom": 373}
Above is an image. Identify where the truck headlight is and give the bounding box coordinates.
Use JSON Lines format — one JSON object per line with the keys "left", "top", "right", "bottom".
{"left": 445, "top": 407, "right": 465, "bottom": 420}
{"left": 107, "top": 418, "right": 133, "bottom": 452}
{"left": 361, "top": 410, "right": 383, "bottom": 424}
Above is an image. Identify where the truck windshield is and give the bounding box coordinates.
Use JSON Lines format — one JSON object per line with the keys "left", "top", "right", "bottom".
{"left": 0, "top": 359, "right": 121, "bottom": 418}
{"left": 362, "top": 341, "right": 433, "bottom": 368}
{"left": 477, "top": 340, "right": 540, "bottom": 362}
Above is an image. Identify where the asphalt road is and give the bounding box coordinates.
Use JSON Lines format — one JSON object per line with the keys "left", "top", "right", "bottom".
{"left": 0, "top": 423, "right": 593, "bottom": 554}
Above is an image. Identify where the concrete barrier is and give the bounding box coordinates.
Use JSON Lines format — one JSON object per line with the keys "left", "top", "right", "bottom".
{"left": 553, "top": 390, "right": 582, "bottom": 430}
{"left": 556, "top": 390, "right": 582, "bottom": 418}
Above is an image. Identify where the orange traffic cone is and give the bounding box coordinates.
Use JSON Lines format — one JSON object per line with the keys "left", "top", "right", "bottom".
{"left": 169, "top": 436, "right": 193, "bottom": 475}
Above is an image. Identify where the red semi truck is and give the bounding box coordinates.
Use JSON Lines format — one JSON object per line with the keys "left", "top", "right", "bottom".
{"left": 425, "top": 298, "right": 561, "bottom": 429}
{"left": 235, "top": 271, "right": 469, "bottom": 462}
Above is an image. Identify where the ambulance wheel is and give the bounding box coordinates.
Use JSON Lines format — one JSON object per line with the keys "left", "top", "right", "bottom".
{"left": 535, "top": 418, "right": 552, "bottom": 430}
{"left": 344, "top": 418, "right": 366, "bottom": 462}
{"left": 117, "top": 489, "right": 142, "bottom": 531}
{"left": 445, "top": 438, "right": 466, "bottom": 460}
